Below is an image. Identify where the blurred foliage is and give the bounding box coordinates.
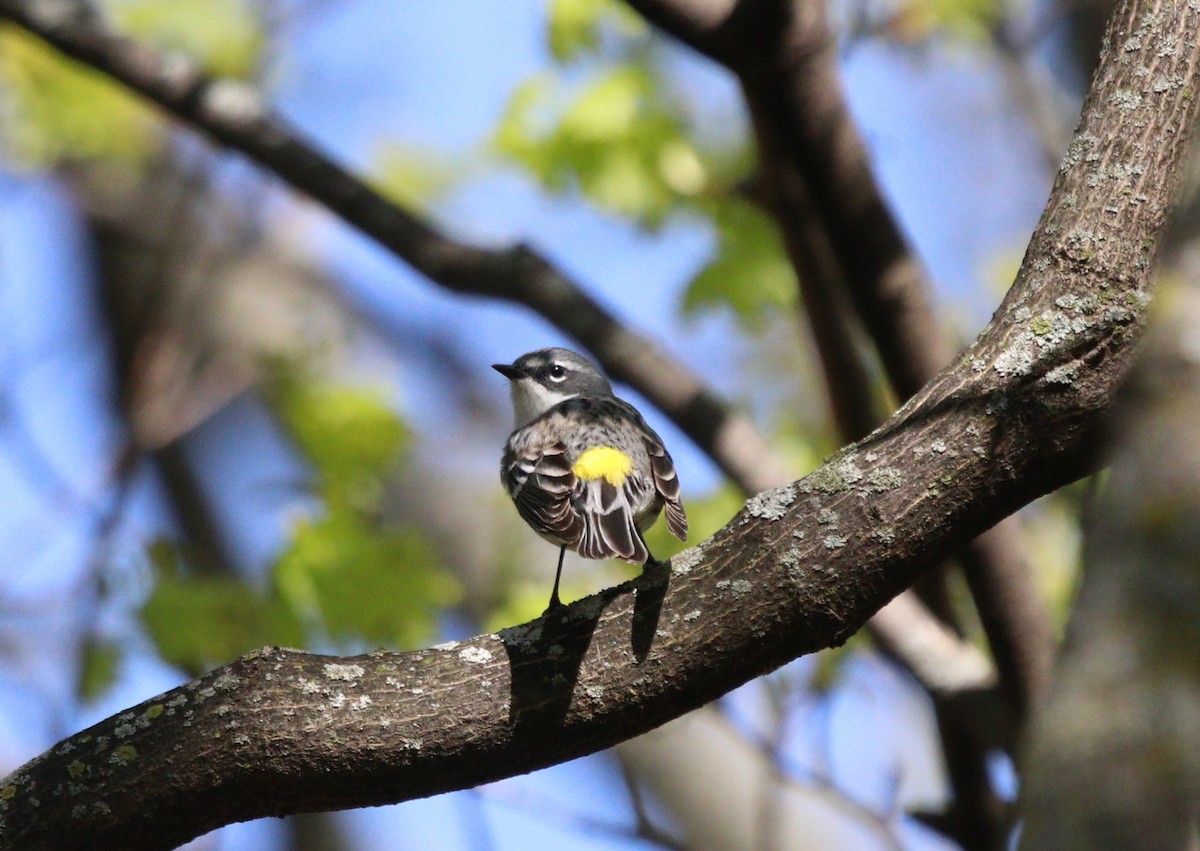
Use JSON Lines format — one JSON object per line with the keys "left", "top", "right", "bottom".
{"left": 495, "top": 66, "right": 706, "bottom": 227}
{"left": 269, "top": 365, "right": 461, "bottom": 648}
{"left": 77, "top": 636, "right": 124, "bottom": 701}
{"left": 141, "top": 540, "right": 304, "bottom": 676}
{"left": 494, "top": 15, "right": 796, "bottom": 328}
{"left": 885, "top": 0, "right": 1000, "bottom": 43}
{"left": 372, "top": 142, "right": 466, "bottom": 211}
{"left": 682, "top": 198, "right": 798, "bottom": 326}
{"left": 138, "top": 366, "right": 460, "bottom": 677}
{"left": 0, "top": 0, "right": 262, "bottom": 168}
{"left": 546, "top": 0, "right": 646, "bottom": 62}
{"left": 0, "top": 26, "right": 161, "bottom": 166}
{"left": 1022, "top": 486, "right": 1087, "bottom": 629}
{"left": 117, "top": 0, "right": 264, "bottom": 79}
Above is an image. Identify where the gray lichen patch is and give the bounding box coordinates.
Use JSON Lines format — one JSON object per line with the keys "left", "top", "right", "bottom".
{"left": 670, "top": 544, "right": 705, "bottom": 575}
{"left": 823, "top": 534, "right": 848, "bottom": 550}
{"left": 870, "top": 525, "right": 897, "bottom": 544}
{"left": 746, "top": 484, "right": 797, "bottom": 521}
{"left": 458, "top": 646, "right": 493, "bottom": 665}
{"left": 861, "top": 467, "right": 903, "bottom": 493}
{"left": 1112, "top": 88, "right": 1144, "bottom": 111}
{"left": 108, "top": 745, "right": 137, "bottom": 766}
{"left": 1046, "top": 362, "right": 1081, "bottom": 384}
{"left": 212, "top": 672, "right": 241, "bottom": 692}
{"left": 801, "top": 454, "right": 864, "bottom": 495}
{"left": 715, "top": 578, "right": 753, "bottom": 598}
{"left": 323, "top": 663, "right": 365, "bottom": 682}
{"left": 1060, "top": 132, "right": 1101, "bottom": 172}
{"left": 995, "top": 308, "right": 1089, "bottom": 378}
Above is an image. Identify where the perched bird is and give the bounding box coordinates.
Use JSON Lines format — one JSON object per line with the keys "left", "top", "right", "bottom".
{"left": 494, "top": 347, "right": 687, "bottom": 609}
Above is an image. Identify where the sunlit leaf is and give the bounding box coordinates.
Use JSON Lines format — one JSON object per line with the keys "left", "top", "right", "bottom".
{"left": 888, "top": 0, "right": 999, "bottom": 42}
{"left": 0, "top": 26, "right": 161, "bottom": 167}
{"left": 0, "top": 2, "right": 264, "bottom": 170}
{"left": 116, "top": 0, "right": 264, "bottom": 80}
{"left": 684, "top": 199, "right": 797, "bottom": 326}
{"left": 495, "top": 65, "right": 708, "bottom": 225}
{"left": 275, "top": 510, "right": 459, "bottom": 648}
{"left": 373, "top": 141, "right": 465, "bottom": 210}
{"left": 141, "top": 560, "right": 304, "bottom": 676}
{"left": 267, "top": 364, "right": 408, "bottom": 507}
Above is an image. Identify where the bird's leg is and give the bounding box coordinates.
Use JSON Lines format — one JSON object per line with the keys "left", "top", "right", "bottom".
{"left": 547, "top": 545, "right": 567, "bottom": 611}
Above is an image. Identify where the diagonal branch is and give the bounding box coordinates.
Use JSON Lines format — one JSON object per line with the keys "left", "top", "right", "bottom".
{"left": 627, "top": 0, "right": 1054, "bottom": 738}
{"left": 1, "top": 0, "right": 1196, "bottom": 844}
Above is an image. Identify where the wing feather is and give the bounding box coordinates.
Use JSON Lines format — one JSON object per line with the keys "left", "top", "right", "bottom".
{"left": 644, "top": 434, "right": 688, "bottom": 541}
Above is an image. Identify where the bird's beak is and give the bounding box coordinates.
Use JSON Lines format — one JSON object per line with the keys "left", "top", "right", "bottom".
{"left": 492, "top": 363, "right": 525, "bottom": 380}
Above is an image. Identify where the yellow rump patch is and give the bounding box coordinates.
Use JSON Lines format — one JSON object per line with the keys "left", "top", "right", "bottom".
{"left": 573, "top": 446, "right": 633, "bottom": 487}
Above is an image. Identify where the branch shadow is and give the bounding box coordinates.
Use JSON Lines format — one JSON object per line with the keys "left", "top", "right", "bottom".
{"left": 498, "top": 562, "right": 672, "bottom": 738}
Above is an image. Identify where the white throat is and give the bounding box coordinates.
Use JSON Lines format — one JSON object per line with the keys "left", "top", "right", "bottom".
{"left": 510, "top": 378, "right": 571, "bottom": 427}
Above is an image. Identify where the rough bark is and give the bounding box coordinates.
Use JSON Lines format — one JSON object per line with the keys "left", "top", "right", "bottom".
{"left": 0, "top": 0, "right": 1197, "bottom": 846}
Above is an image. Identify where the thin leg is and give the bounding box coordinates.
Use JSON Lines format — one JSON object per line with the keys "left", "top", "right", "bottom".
{"left": 548, "top": 546, "right": 566, "bottom": 610}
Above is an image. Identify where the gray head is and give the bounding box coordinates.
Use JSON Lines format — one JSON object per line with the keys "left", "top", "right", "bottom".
{"left": 493, "top": 347, "right": 613, "bottom": 427}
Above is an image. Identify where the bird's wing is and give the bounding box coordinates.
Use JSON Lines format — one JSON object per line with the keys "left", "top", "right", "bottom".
{"left": 644, "top": 432, "right": 688, "bottom": 541}
{"left": 503, "top": 441, "right": 583, "bottom": 546}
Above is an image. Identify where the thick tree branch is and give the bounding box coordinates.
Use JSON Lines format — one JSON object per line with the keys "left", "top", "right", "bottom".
{"left": 2, "top": 0, "right": 1197, "bottom": 846}
{"left": 629, "top": 0, "right": 1054, "bottom": 740}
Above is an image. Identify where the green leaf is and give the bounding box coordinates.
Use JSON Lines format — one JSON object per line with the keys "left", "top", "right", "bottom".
{"left": 0, "top": 2, "right": 264, "bottom": 169}
{"left": 267, "top": 364, "right": 408, "bottom": 507}
{"left": 546, "top": 0, "right": 647, "bottom": 63}
{"left": 140, "top": 561, "right": 304, "bottom": 676}
{"left": 683, "top": 199, "right": 797, "bottom": 327}
{"left": 274, "top": 510, "right": 460, "bottom": 648}
{"left": 888, "top": 0, "right": 999, "bottom": 42}
{"left": 116, "top": 0, "right": 265, "bottom": 79}
{"left": 77, "top": 638, "right": 122, "bottom": 702}
{"left": 495, "top": 66, "right": 708, "bottom": 226}
{"left": 372, "top": 142, "right": 465, "bottom": 210}
{"left": 0, "top": 26, "right": 162, "bottom": 167}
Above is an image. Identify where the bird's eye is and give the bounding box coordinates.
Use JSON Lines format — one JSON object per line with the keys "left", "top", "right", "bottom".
{"left": 548, "top": 364, "right": 567, "bottom": 382}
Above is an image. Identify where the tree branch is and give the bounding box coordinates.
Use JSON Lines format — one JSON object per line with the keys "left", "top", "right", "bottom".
{"left": 2, "top": 0, "right": 1197, "bottom": 845}
{"left": 629, "top": 0, "right": 1054, "bottom": 736}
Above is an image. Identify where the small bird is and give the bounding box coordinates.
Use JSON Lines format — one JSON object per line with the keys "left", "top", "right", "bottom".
{"left": 494, "top": 347, "right": 687, "bottom": 610}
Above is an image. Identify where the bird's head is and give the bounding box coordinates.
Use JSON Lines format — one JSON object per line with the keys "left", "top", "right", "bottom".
{"left": 493, "top": 347, "right": 612, "bottom": 427}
